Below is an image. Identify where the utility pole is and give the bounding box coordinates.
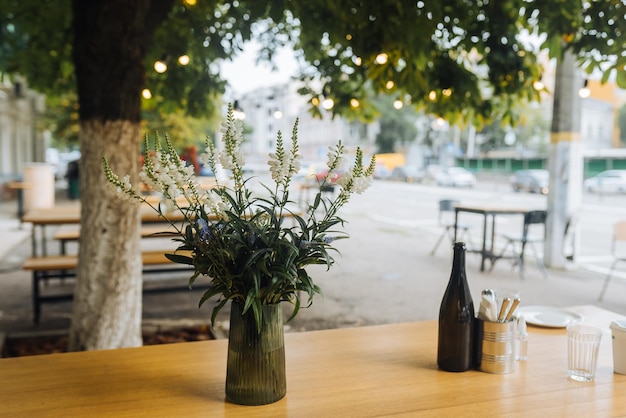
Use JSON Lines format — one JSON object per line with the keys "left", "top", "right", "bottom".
{"left": 544, "top": 49, "right": 584, "bottom": 269}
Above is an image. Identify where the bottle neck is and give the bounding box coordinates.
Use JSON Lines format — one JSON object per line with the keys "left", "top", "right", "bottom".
{"left": 452, "top": 246, "right": 466, "bottom": 277}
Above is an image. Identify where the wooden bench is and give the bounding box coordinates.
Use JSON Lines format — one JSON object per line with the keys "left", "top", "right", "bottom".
{"left": 22, "top": 250, "right": 197, "bottom": 324}
{"left": 53, "top": 226, "right": 178, "bottom": 254}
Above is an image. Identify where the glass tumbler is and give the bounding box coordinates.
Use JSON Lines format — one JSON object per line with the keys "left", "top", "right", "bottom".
{"left": 567, "top": 324, "right": 603, "bottom": 382}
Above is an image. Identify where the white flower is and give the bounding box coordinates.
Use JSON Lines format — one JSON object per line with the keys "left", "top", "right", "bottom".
{"left": 204, "top": 191, "right": 228, "bottom": 219}
{"left": 327, "top": 143, "right": 347, "bottom": 171}
{"left": 336, "top": 171, "right": 351, "bottom": 188}
{"left": 353, "top": 176, "right": 372, "bottom": 194}
{"left": 268, "top": 151, "right": 292, "bottom": 184}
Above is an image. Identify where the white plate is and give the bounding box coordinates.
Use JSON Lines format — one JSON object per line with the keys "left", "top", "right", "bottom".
{"left": 517, "top": 306, "right": 582, "bottom": 328}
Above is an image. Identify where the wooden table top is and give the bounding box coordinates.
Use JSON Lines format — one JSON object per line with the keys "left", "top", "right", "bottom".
{"left": 1, "top": 305, "right": 623, "bottom": 417}
{"left": 22, "top": 204, "right": 188, "bottom": 225}
{"left": 454, "top": 204, "right": 532, "bottom": 215}
{"left": 23, "top": 203, "right": 299, "bottom": 226}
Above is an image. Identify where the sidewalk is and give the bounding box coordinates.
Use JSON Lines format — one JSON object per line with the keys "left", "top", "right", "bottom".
{"left": 1, "top": 185, "right": 625, "bottom": 342}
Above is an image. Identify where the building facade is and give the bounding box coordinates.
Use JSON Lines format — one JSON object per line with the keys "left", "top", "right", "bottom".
{"left": 235, "top": 83, "right": 379, "bottom": 165}
{"left": 0, "top": 79, "right": 45, "bottom": 180}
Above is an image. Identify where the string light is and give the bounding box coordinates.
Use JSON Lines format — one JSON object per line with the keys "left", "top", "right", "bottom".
{"left": 141, "top": 89, "right": 152, "bottom": 99}
{"left": 154, "top": 60, "right": 167, "bottom": 73}
{"left": 393, "top": 99, "right": 403, "bottom": 109}
{"left": 322, "top": 98, "right": 335, "bottom": 110}
{"left": 350, "top": 98, "right": 360, "bottom": 108}
{"left": 375, "top": 53, "right": 388, "bottom": 65}
{"left": 385, "top": 80, "right": 395, "bottom": 89}
{"left": 233, "top": 100, "right": 246, "bottom": 120}
{"left": 428, "top": 90, "right": 437, "bottom": 101}
{"left": 178, "top": 55, "right": 190, "bottom": 65}
{"left": 533, "top": 78, "right": 544, "bottom": 91}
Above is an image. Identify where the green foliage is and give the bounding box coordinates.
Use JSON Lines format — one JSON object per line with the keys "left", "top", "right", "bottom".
{"left": 1, "top": 0, "right": 624, "bottom": 130}
{"left": 526, "top": 0, "right": 626, "bottom": 87}
{"left": 473, "top": 102, "right": 550, "bottom": 154}
{"left": 373, "top": 95, "right": 419, "bottom": 153}
{"left": 103, "top": 104, "right": 376, "bottom": 331}
{"left": 290, "top": 0, "right": 544, "bottom": 125}
{"left": 0, "top": 0, "right": 74, "bottom": 95}
{"left": 39, "top": 93, "right": 80, "bottom": 148}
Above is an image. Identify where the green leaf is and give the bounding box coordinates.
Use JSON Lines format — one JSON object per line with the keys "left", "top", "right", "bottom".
{"left": 164, "top": 253, "right": 194, "bottom": 265}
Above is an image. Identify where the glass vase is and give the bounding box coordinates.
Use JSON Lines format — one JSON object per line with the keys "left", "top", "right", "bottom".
{"left": 225, "top": 301, "right": 286, "bottom": 405}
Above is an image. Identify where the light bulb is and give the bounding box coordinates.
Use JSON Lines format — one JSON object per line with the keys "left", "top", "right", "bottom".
{"left": 579, "top": 80, "right": 590, "bottom": 98}
{"left": 375, "top": 53, "right": 388, "bottom": 65}
{"left": 154, "top": 60, "right": 167, "bottom": 73}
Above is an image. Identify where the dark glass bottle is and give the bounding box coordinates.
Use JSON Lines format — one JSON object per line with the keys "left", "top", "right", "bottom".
{"left": 437, "top": 242, "right": 475, "bottom": 372}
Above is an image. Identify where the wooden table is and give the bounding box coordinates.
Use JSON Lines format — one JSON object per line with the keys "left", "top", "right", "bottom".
{"left": 1, "top": 305, "right": 623, "bottom": 416}
{"left": 454, "top": 204, "right": 532, "bottom": 271}
{"left": 5, "top": 180, "right": 32, "bottom": 218}
{"left": 23, "top": 203, "right": 299, "bottom": 256}
{"left": 22, "top": 204, "right": 188, "bottom": 256}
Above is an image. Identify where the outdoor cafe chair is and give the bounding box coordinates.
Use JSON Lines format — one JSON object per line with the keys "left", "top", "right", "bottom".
{"left": 430, "top": 199, "right": 472, "bottom": 255}
{"left": 491, "top": 209, "right": 548, "bottom": 278}
{"left": 598, "top": 220, "right": 626, "bottom": 301}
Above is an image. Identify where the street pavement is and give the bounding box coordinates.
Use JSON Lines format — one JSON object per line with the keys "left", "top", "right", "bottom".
{"left": 1, "top": 181, "right": 625, "bottom": 343}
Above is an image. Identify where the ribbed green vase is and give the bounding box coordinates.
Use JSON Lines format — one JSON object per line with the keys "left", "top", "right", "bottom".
{"left": 225, "top": 301, "right": 286, "bottom": 405}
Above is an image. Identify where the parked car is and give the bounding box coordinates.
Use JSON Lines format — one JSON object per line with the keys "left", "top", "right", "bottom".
{"left": 510, "top": 169, "right": 549, "bottom": 194}
{"left": 584, "top": 170, "right": 626, "bottom": 194}
{"left": 388, "top": 165, "right": 424, "bottom": 183}
{"left": 373, "top": 163, "right": 391, "bottom": 180}
{"left": 434, "top": 167, "right": 476, "bottom": 188}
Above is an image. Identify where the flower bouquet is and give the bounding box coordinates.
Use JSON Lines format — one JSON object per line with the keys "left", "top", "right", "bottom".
{"left": 105, "top": 103, "right": 375, "bottom": 404}
{"left": 104, "top": 103, "right": 376, "bottom": 330}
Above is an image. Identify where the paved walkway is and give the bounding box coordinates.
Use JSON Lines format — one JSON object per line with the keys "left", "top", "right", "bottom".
{"left": 1, "top": 187, "right": 625, "bottom": 343}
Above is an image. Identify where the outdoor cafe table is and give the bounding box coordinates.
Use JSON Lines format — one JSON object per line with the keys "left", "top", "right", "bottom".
{"left": 22, "top": 204, "right": 189, "bottom": 256}
{"left": 454, "top": 204, "right": 531, "bottom": 271}
{"left": 1, "top": 305, "right": 624, "bottom": 416}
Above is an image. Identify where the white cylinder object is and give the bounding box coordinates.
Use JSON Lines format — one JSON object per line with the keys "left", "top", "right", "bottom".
{"left": 23, "top": 163, "right": 55, "bottom": 211}
{"left": 611, "top": 320, "right": 626, "bottom": 375}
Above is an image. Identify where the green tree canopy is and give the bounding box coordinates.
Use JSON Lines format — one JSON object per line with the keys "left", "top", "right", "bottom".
{"left": 3, "top": 1, "right": 624, "bottom": 129}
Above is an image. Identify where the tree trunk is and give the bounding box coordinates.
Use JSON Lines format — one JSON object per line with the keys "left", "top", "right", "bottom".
{"left": 69, "top": 120, "right": 143, "bottom": 350}
{"left": 68, "top": 0, "right": 174, "bottom": 350}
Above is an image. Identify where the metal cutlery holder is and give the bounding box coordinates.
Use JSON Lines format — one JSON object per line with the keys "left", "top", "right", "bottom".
{"left": 475, "top": 318, "right": 517, "bottom": 374}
